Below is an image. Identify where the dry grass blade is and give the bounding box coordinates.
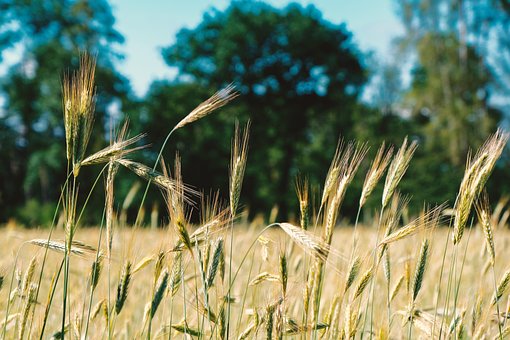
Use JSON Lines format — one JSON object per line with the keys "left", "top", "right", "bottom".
{"left": 172, "top": 84, "right": 238, "bottom": 132}
{"left": 360, "top": 142, "right": 393, "bottom": 208}
{"left": 382, "top": 137, "right": 418, "bottom": 209}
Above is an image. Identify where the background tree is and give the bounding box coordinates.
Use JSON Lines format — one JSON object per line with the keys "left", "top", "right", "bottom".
{"left": 0, "top": 0, "right": 131, "bottom": 224}
{"left": 406, "top": 33, "right": 500, "bottom": 165}
{"left": 154, "top": 2, "right": 368, "bottom": 218}
{"left": 392, "top": 0, "right": 510, "bottom": 209}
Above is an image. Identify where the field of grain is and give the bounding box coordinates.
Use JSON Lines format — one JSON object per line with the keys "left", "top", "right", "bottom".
{"left": 2, "top": 221, "right": 510, "bottom": 339}
{"left": 1, "top": 53, "right": 508, "bottom": 340}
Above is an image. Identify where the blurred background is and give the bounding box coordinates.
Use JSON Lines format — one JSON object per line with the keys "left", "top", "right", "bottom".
{"left": 1, "top": 0, "right": 510, "bottom": 226}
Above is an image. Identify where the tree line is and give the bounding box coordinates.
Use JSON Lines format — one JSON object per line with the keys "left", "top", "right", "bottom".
{"left": 0, "top": 0, "right": 509, "bottom": 226}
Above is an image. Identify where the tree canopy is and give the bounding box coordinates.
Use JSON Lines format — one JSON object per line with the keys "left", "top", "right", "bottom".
{"left": 0, "top": 0, "right": 131, "bottom": 222}
{"left": 157, "top": 2, "right": 368, "bottom": 218}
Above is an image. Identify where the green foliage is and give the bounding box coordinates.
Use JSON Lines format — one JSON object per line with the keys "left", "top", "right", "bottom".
{"left": 0, "top": 0, "right": 132, "bottom": 222}
{"left": 0, "top": 0, "right": 509, "bottom": 224}
{"left": 15, "top": 199, "right": 55, "bottom": 227}
{"left": 156, "top": 2, "right": 368, "bottom": 218}
{"left": 407, "top": 33, "right": 500, "bottom": 165}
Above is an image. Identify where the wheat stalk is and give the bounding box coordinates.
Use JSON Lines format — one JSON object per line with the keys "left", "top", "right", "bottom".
{"left": 295, "top": 175, "right": 309, "bottom": 230}
{"left": 382, "top": 137, "right": 417, "bottom": 209}
{"left": 345, "top": 256, "right": 361, "bottom": 293}
{"left": 118, "top": 159, "right": 198, "bottom": 204}
{"left": 379, "top": 205, "right": 443, "bottom": 245}
{"left": 81, "top": 120, "right": 147, "bottom": 166}
{"left": 206, "top": 238, "right": 224, "bottom": 289}
{"left": 172, "top": 84, "right": 238, "bottom": 132}
{"left": 493, "top": 270, "right": 510, "bottom": 305}
{"left": 150, "top": 269, "right": 169, "bottom": 318}
{"left": 115, "top": 261, "right": 132, "bottom": 314}
{"left": 62, "top": 53, "right": 97, "bottom": 177}
{"left": 275, "top": 223, "right": 334, "bottom": 262}
{"left": 229, "top": 121, "right": 250, "bottom": 215}
{"left": 475, "top": 193, "right": 496, "bottom": 265}
{"left": 453, "top": 129, "right": 509, "bottom": 244}
{"left": 412, "top": 239, "right": 429, "bottom": 302}
{"left": 353, "top": 267, "right": 373, "bottom": 300}
{"left": 360, "top": 142, "right": 393, "bottom": 208}
{"left": 28, "top": 239, "right": 98, "bottom": 259}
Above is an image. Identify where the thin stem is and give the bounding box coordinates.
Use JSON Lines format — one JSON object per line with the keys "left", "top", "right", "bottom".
{"left": 39, "top": 259, "right": 65, "bottom": 340}
{"left": 440, "top": 243, "right": 458, "bottom": 338}
{"left": 352, "top": 205, "right": 362, "bottom": 253}
{"left": 134, "top": 128, "right": 177, "bottom": 227}
{"left": 29, "top": 172, "right": 72, "bottom": 338}
{"left": 492, "top": 264, "right": 503, "bottom": 339}
{"left": 83, "top": 208, "right": 106, "bottom": 340}
{"left": 62, "top": 175, "right": 77, "bottom": 339}
{"left": 452, "top": 221, "right": 473, "bottom": 339}
{"left": 226, "top": 214, "right": 235, "bottom": 339}
{"left": 408, "top": 307, "right": 413, "bottom": 340}
{"left": 386, "top": 272, "right": 392, "bottom": 333}
{"left": 208, "top": 224, "right": 276, "bottom": 340}
{"left": 363, "top": 207, "right": 385, "bottom": 339}
{"left": 432, "top": 224, "right": 453, "bottom": 339}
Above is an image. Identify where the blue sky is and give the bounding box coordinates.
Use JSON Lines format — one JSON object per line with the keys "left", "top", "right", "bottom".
{"left": 110, "top": 0, "right": 403, "bottom": 97}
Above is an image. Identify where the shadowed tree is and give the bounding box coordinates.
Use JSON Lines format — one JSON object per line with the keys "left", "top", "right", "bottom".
{"left": 0, "top": 0, "right": 131, "bottom": 223}
{"left": 156, "top": 2, "right": 367, "bottom": 218}
{"left": 406, "top": 33, "right": 500, "bottom": 165}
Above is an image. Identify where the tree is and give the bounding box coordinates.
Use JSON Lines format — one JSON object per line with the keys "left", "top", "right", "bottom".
{"left": 392, "top": 0, "right": 509, "bottom": 208}
{"left": 0, "top": 0, "right": 131, "bottom": 223}
{"left": 157, "top": 2, "right": 368, "bottom": 218}
{"left": 406, "top": 33, "right": 500, "bottom": 165}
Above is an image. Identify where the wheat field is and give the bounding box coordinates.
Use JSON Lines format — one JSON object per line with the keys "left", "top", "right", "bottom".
{"left": 1, "top": 53, "right": 510, "bottom": 339}
{"left": 2, "top": 221, "right": 510, "bottom": 339}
